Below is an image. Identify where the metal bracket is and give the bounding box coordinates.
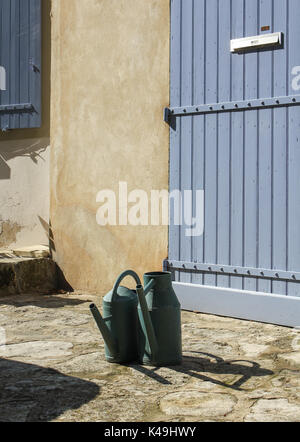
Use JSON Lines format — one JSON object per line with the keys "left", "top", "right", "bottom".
{"left": 165, "top": 259, "right": 300, "bottom": 282}
{"left": 164, "top": 94, "right": 300, "bottom": 124}
{"left": 0, "top": 104, "right": 36, "bottom": 131}
{"left": 164, "top": 107, "right": 172, "bottom": 124}
{"left": 0, "top": 103, "right": 35, "bottom": 114}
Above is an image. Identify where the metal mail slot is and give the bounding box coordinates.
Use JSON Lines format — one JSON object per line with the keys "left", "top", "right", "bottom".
{"left": 230, "top": 32, "right": 282, "bottom": 52}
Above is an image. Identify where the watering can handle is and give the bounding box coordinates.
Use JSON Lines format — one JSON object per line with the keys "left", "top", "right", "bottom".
{"left": 112, "top": 270, "right": 142, "bottom": 300}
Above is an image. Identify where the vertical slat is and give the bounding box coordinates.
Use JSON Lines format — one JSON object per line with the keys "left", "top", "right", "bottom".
{"left": 29, "top": 0, "right": 41, "bottom": 127}
{"left": 180, "top": 0, "right": 193, "bottom": 283}
{"left": 191, "top": 0, "right": 205, "bottom": 286}
{"left": 243, "top": 0, "right": 259, "bottom": 291}
{"left": 272, "top": 0, "right": 288, "bottom": 296}
{"left": 203, "top": 0, "right": 218, "bottom": 287}
{"left": 19, "top": 0, "right": 30, "bottom": 128}
{"left": 230, "top": 0, "right": 245, "bottom": 289}
{"left": 1, "top": 0, "right": 10, "bottom": 131}
{"left": 257, "top": 0, "right": 272, "bottom": 293}
{"left": 10, "top": 0, "right": 20, "bottom": 129}
{"left": 169, "top": 0, "right": 182, "bottom": 283}
{"left": 287, "top": 0, "right": 300, "bottom": 297}
{"left": 216, "top": 0, "right": 231, "bottom": 288}
{"left": 0, "top": 1, "right": 3, "bottom": 128}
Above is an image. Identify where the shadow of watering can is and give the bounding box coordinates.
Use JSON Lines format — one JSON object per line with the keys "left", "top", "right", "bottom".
{"left": 90, "top": 271, "right": 182, "bottom": 366}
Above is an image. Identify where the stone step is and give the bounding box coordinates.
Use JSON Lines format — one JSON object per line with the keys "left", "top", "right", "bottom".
{"left": 0, "top": 245, "right": 50, "bottom": 259}
{"left": 0, "top": 257, "right": 57, "bottom": 296}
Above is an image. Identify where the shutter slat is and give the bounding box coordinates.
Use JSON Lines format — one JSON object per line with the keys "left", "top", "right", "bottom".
{"left": 1, "top": 0, "right": 11, "bottom": 130}
{"left": 19, "top": 0, "right": 30, "bottom": 129}
{"left": 29, "top": 0, "right": 41, "bottom": 128}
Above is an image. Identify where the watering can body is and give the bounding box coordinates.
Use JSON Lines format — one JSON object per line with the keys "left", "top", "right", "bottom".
{"left": 137, "top": 272, "right": 182, "bottom": 366}
{"left": 90, "top": 270, "right": 141, "bottom": 364}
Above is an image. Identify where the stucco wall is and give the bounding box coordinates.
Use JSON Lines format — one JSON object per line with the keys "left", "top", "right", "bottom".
{"left": 0, "top": 0, "right": 51, "bottom": 249}
{"left": 50, "top": 0, "right": 170, "bottom": 292}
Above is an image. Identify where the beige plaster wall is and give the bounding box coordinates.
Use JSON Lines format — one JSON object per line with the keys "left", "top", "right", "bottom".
{"left": 50, "top": 0, "right": 170, "bottom": 292}
{"left": 0, "top": 0, "right": 51, "bottom": 249}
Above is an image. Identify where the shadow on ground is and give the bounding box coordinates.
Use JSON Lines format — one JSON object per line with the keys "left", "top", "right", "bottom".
{"left": 131, "top": 351, "right": 274, "bottom": 391}
{"left": 0, "top": 358, "right": 99, "bottom": 422}
{"left": 0, "top": 294, "right": 93, "bottom": 309}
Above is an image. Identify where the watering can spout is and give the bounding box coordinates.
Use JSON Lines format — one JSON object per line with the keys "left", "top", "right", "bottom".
{"left": 90, "top": 303, "right": 118, "bottom": 359}
{"left": 136, "top": 280, "right": 159, "bottom": 361}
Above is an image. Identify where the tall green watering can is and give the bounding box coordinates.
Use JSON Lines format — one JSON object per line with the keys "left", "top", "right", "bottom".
{"left": 136, "top": 272, "right": 182, "bottom": 366}
{"left": 90, "top": 270, "right": 182, "bottom": 366}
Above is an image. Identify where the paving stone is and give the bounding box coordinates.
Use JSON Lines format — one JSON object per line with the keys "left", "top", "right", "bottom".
{"left": 0, "top": 402, "right": 36, "bottom": 422}
{"left": 245, "top": 398, "right": 300, "bottom": 422}
{"left": 160, "top": 391, "right": 237, "bottom": 419}
{"left": 0, "top": 313, "right": 8, "bottom": 324}
{"left": 278, "top": 352, "right": 300, "bottom": 368}
{"left": 0, "top": 341, "right": 73, "bottom": 360}
{"left": 239, "top": 343, "right": 270, "bottom": 358}
{"left": 56, "top": 352, "right": 113, "bottom": 375}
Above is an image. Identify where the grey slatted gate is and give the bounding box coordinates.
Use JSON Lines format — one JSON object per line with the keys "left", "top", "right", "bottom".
{"left": 0, "top": 0, "right": 41, "bottom": 131}
{"left": 165, "top": 0, "right": 300, "bottom": 325}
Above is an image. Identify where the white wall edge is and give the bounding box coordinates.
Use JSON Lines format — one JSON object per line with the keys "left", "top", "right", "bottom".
{"left": 173, "top": 282, "right": 300, "bottom": 328}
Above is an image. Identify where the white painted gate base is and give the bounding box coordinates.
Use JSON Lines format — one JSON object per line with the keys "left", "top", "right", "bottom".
{"left": 173, "top": 282, "right": 300, "bottom": 328}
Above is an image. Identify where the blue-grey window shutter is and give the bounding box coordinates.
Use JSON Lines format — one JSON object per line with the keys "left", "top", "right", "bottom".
{"left": 0, "top": 0, "right": 41, "bottom": 131}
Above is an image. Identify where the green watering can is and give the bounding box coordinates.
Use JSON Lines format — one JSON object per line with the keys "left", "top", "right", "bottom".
{"left": 90, "top": 270, "right": 182, "bottom": 366}
{"left": 90, "top": 270, "right": 141, "bottom": 364}
{"left": 136, "top": 272, "right": 182, "bottom": 366}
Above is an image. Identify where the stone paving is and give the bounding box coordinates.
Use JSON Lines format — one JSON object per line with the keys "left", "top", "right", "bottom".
{"left": 0, "top": 292, "right": 300, "bottom": 422}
